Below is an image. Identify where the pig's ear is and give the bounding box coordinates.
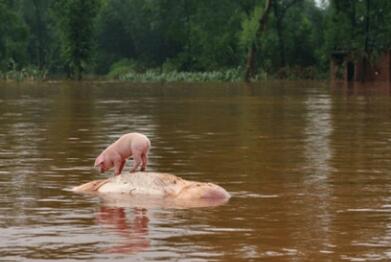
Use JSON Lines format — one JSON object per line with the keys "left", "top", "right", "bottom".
{"left": 94, "top": 155, "right": 104, "bottom": 167}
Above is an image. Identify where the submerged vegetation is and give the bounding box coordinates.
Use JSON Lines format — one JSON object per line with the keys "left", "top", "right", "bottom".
{"left": 113, "top": 69, "right": 244, "bottom": 83}
{"left": 1, "top": 0, "right": 390, "bottom": 81}
{"left": 0, "top": 67, "right": 47, "bottom": 81}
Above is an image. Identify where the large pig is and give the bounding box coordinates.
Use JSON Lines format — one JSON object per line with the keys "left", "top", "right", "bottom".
{"left": 95, "top": 133, "right": 151, "bottom": 176}
{"left": 72, "top": 172, "right": 230, "bottom": 208}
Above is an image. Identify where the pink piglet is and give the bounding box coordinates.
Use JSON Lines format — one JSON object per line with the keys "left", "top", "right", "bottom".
{"left": 94, "top": 133, "right": 151, "bottom": 176}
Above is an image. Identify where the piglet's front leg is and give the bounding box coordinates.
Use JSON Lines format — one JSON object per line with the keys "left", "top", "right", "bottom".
{"left": 114, "top": 160, "right": 126, "bottom": 176}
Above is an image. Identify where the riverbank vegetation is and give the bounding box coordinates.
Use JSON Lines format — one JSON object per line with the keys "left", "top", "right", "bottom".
{"left": 1, "top": 0, "right": 390, "bottom": 81}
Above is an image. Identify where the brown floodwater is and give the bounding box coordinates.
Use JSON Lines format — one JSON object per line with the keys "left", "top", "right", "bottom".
{"left": 1, "top": 80, "right": 391, "bottom": 261}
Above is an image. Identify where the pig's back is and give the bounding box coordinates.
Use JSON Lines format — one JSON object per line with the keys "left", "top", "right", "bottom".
{"left": 115, "top": 133, "right": 150, "bottom": 155}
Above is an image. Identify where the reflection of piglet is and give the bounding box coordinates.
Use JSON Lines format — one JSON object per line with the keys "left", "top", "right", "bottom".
{"left": 94, "top": 133, "right": 151, "bottom": 176}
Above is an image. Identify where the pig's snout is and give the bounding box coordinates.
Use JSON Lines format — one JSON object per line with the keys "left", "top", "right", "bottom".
{"left": 94, "top": 164, "right": 104, "bottom": 173}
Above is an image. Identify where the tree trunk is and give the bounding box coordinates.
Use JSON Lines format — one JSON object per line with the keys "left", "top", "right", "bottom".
{"left": 361, "top": 0, "right": 370, "bottom": 82}
{"left": 244, "top": 42, "right": 257, "bottom": 81}
{"left": 244, "top": 0, "right": 273, "bottom": 82}
{"left": 76, "top": 62, "right": 82, "bottom": 80}
{"left": 273, "top": 0, "right": 302, "bottom": 69}
{"left": 33, "top": 0, "right": 44, "bottom": 70}
{"left": 275, "top": 17, "right": 286, "bottom": 68}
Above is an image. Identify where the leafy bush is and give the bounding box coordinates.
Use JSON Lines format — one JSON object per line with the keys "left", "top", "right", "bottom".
{"left": 0, "top": 66, "right": 47, "bottom": 81}
{"left": 274, "top": 66, "right": 321, "bottom": 80}
{"left": 112, "top": 67, "right": 244, "bottom": 82}
{"left": 107, "top": 59, "right": 140, "bottom": 79}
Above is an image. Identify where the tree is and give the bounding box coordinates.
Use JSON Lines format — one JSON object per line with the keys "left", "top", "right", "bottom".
{"left": 180, "top": 0, "right": 243, "bottom": 71}
{"left": 244, "top": 0, "right": 273, "bottom": 82}
{"left": 55, "top": 0, "right": 101, "bottom": 79}
{"left": 2, "top": 0, "right": 389, "bottom": 81}
{"left": 0, "top": 0, "right": 28, "bottom": 71}
{"left": 272, "top": 0, "right": 302, "bottom": 68}
{"left": 324, "top": 0, "right": 391, "bottom": 80}
{"left": 325, "top": 0, "right": 391, "bottom": 60}
{"left": 21, "top": 0, "right": 54, "bottom": 70}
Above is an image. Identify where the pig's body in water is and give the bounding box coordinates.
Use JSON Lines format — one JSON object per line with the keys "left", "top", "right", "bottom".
{"left": 72, "top": 172, "right": 230, "bottom": 208}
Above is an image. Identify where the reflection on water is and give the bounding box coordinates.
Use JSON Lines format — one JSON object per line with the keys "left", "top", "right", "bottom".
{"left": 97, "top": 207, "right": 150, "bottom": 254}
{"left": 301, "top": 93, "right": 334, "bottom": 255}
{"left": 304, "top": 93, "right": 333, "bottom": 178}
{"left": 1, "top": 80, "right": 391, "bottom": 261}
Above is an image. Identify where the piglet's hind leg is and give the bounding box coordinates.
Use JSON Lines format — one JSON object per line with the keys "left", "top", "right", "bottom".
{"left": 140, "top": 153, "right": 148, "bottom": 171}
{"left": 130, "top": 154, "right": 142, "bottom": 173}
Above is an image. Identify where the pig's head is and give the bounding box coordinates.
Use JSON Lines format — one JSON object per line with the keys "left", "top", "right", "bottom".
{"left": 94, "top": 154, "right": 113, "bottom": 173}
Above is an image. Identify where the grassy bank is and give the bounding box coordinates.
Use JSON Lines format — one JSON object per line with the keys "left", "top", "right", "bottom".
{"left": 0, "top": 67, "right": 48, "bottom": 81}
{"left": 1, "top": 66, "right": 325, "bottom": 82}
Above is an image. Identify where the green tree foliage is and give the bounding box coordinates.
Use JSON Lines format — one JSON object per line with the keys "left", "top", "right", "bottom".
{"left": 21, "top": 0, "right": 52, "bottom": 70}
{"left": 240, "top": 5, "right": 263, "bottom": 54}
{"left": 0, "top": 0, "right": 390, "bottom": 81}
{"left": 54, "top": 0, "right": 101, "bottom": 79}
{"left": 324, "top": 0, "right": 391, "bottom": 59}
{"left": 96, "top": 0, "right": 243, "bottom": 73}
{"left": 282, "top": 1, "right": 322, "bottom": 67}
{"left": 182, "top": 0, "right": 243, "bottom": 71}
{"left": 0, "top": 0, "right": 28, "bottom": 70}
{"left": 243, "top": 0, "right": 272, "bottom": 81}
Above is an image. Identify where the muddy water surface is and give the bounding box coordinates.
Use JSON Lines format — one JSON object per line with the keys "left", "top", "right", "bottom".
{"left": 1, "top": 81, "right": 391, "bottom": 261}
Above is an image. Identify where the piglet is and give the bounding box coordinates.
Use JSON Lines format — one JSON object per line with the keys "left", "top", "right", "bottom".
{"left": 94, "top": 133, "right": 151, "bottom": 176}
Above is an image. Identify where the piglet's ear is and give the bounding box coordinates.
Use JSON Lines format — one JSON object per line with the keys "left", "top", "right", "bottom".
{"left": 94, "top": 155, "right": 104, "bottom": 167}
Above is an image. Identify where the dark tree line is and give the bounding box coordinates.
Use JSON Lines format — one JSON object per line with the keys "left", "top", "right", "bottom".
{"left": 1, "top": 0, "right": 390, "bottom": 80}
